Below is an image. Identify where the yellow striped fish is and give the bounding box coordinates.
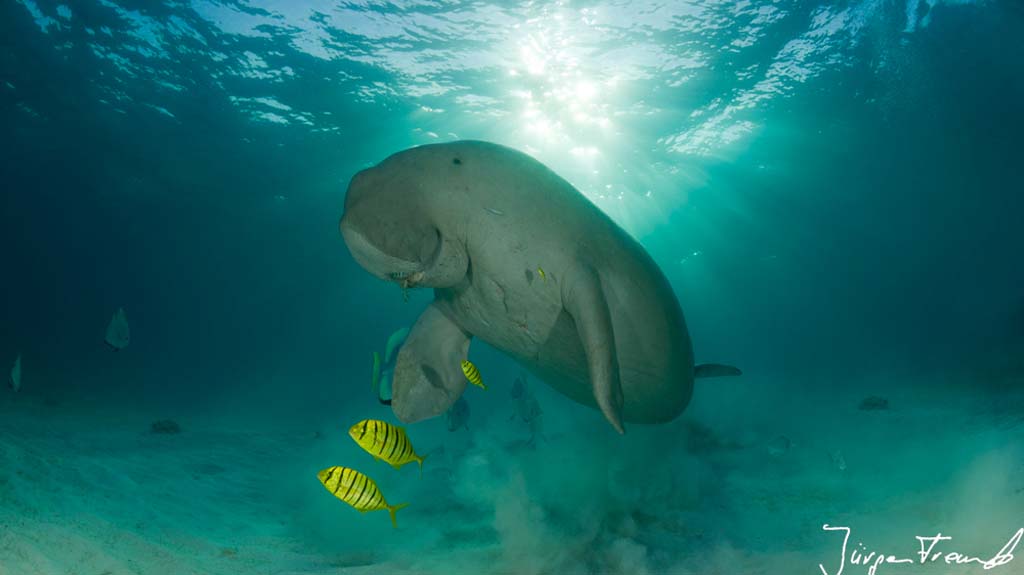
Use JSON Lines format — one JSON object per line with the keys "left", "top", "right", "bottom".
{"left": 461, "top": 360, "right": 487, "bottom": 390}
{"left": 317, "top": 466, "right": 408, "bottom": 528}
{"left": 348, "top": 419, "right": 426, "bottom": 472}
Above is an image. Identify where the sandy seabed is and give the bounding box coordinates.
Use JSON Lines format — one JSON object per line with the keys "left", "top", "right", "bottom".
{"left": 0, "top": 371, "right": 1021, "bottom": 575}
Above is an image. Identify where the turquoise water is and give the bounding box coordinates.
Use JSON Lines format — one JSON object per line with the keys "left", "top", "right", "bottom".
{"left": 1, "top": 1, "right": 1022, "bottom": 574}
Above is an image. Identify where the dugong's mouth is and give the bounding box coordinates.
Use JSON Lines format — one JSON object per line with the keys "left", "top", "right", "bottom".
{"left": 340, "top": 209, "right": 467, "bottom": 290}
{"left": 388, "top": 270, "right": 425, "bottom": 302}
{"left": 389, "top": 270, "right": 425, "bottom": 289}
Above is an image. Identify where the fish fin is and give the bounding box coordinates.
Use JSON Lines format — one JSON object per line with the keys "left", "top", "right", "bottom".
{"left": 694, "top": 364, "right": 742, "bottom": 378}
{"left": 390, "top": 462, "right": 402, "bottom": 470}
{"left": 372, "top": 352, "right": 382, "bottom": 392}
{"left": 417, "top": 453, "right": 427, "bottom": 478}
{"left": 388, "top": 502, "right": 410, "bottom": 528}
{"left": 562, "top": 264, "right": 625, "bottom": 435}
{"left": 378, "top": 372, "right": 393, "bottom": 404}
{"left": 384, "top": 327, "right": 410, "bottom": 365}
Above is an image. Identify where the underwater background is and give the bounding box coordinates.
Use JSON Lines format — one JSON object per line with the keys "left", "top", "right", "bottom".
{"left": 1, "top": 0, "right": 1023, "bottom": 573}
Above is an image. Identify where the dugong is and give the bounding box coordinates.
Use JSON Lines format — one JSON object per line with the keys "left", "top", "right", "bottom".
{"left": 340, "top": 141, "right": 739, "bottom": 433}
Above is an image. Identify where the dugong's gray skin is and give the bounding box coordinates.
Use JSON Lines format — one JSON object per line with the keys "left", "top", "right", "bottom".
{"left": 340, "top": 141, "right": 738, "bottom": 433}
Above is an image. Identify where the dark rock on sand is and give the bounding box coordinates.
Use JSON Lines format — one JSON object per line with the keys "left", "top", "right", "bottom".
{"left": 150, "top": 419, "right": 181, "bottom": 434}
{"left": 859, "top": 396, "right": 889, "bottom": 411}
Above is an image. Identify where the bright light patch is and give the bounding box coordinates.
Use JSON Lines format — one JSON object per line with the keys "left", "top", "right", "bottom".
{"left": 501, "top": 3, "right": 625, "bottom": 171}
{"left": 256, "top": 112, "right": 289, "bottom": 124}
{"left": 574, "top": 81, "right": 596, "bottom": 102}
{"left": 520, "top": 45, "right": 546, "bottom": 76}
{"left": 570, "top": 146, "right": 599, "bottom": 158}
{"left": 527, "top": 118, "right": 555, "bottom": 138}
{"left": 145, "top": 104, "right": 175, "bottom": 118}
{"left": 18, "top": 0, "right": 57, "bottom": 33}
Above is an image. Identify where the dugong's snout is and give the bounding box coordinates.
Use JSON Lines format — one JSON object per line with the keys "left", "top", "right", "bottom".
{"left": 389, "top": 302, "right": 471, "bottom": 425}
{"left": 390, "top": 365, "right": 459, "bottom": 424}
{"left": 391, "top": 355, "right": 466, "bottom": 424}
{"left": 340, "top": 166, "right": 459, "bottom": 288}
{"left": 339, "top": 214, "right": 421, "bottom": 282}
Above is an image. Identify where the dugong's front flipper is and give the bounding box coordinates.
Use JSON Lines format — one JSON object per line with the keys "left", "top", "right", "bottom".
{"left": 563, "top": 265, "right": 625, "bottom": 434}
{"left": 391, "top": 302, "right": 470, "bottom": 423}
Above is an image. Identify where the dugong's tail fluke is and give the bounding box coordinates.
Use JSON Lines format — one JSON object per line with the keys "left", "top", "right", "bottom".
{"left": 694, "top": 364, "right": 743, "bottom": 378}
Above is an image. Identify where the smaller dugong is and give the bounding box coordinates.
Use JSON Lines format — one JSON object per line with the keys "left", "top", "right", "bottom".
{"left": 340, "top": 141, "right": 739, "bottom": 433}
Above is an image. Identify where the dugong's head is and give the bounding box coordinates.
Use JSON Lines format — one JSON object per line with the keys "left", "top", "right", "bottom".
{"left": 339, "top": 151, "right": 468, "bottom": 291}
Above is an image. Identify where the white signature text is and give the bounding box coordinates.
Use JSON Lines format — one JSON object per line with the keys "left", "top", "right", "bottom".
{"left": 819, "top": 524, "right": 1022, "bottom": 575}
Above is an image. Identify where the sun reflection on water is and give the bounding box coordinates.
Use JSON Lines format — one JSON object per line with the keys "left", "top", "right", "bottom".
{"left": 504, "top": 3, "right": 616, "bottom": 160}
{"left": 494, "top": 2, "right": 690, "bottom": 238}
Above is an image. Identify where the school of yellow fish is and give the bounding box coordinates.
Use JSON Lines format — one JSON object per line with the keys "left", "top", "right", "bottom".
{"left": 316, "top": 358, "right": 491, "bottom": 528}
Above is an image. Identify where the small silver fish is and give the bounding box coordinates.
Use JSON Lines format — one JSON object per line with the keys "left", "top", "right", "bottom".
{"left": 830, "top": 450, "right": 847, "bottom": 472}
{"left": 10, "top": 353, "right": 22, "bottom": 393}
{"left": 509, "top": 373, "right": 544, "bottom": 445}
{"left": 509, "top": 373, "right": 542, "bottom": 423}
{"left": 526, "top": 413, "right": 545, "bottom": 446}
{"left": 105, "top": 308, "right": 130, "bottom": 351}
{"left": 767, "top": 435, "right": 791, "bottom": 457}
{"left": 510, "top": 376, "right": 526, "bottom": 399}
{"left": 513, "top": 393, "right": 542, "bottom": 424}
